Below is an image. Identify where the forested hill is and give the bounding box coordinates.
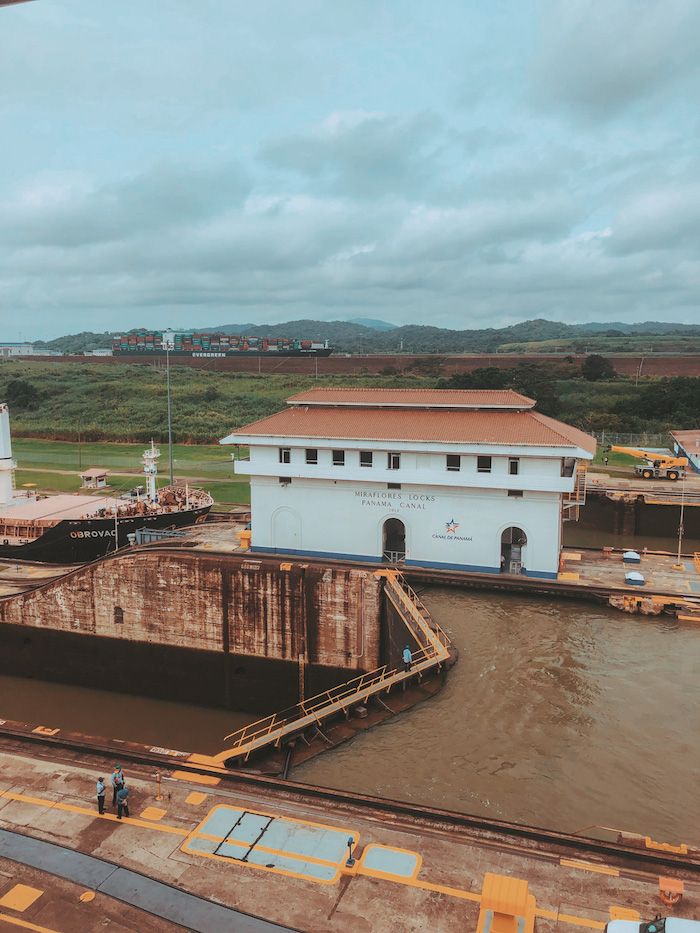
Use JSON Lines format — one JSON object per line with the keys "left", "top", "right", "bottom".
{"left": 33, "top": 318, "right": 700, "bottom": 355}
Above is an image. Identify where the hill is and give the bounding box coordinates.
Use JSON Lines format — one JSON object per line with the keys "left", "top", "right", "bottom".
{"left": 32, "top": 319, "right": 700, "bottom": 356}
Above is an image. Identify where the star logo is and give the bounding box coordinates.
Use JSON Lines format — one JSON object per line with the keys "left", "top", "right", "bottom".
{"left": 446, "top": 519, "right": 459, "bottom": 534}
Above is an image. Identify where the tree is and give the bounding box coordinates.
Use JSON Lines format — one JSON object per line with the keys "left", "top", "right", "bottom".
{"left": 581, "top": 355, "right": 616, "bottom": 381}
{"left": 2, "top": 378, "right": 39, "bottom": 410}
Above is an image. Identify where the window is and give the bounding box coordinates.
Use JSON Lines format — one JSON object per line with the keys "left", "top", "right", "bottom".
{"left": 561, "top": 458, "right": 575, "bottom": 477}
{"left": 279, "top": 476, "right": 292, "bottom": 484}
{"left": 305, "top": 449, "right": 318, "bottom": 465}
{"left": 446, "top": 454, "right": 460, "bottom": 472}
{"left": 360, "top": 451, "right": 373, "bottom": 467}
{"left": 332, "top": 450, "right": 345, "bottom": 466}
{"left": 508, "top": 489, "right": 523, "bottom": 498}
{"left": 113, "top": 606, "right": 124, "bottom": 624}
{"left": 388, "top": 483, "right": 401, "bottom": 490}
{"left": 477, "top": 456, "right": 492, "bottom": 473}
{"left": 279, "top": 447, "right": 291, "bottom": 464}
{"left": 509, "top": 458, "right": 519, "bottom": 476}
{"left": 387, "top": 452, "right": 401, "bottom": 470}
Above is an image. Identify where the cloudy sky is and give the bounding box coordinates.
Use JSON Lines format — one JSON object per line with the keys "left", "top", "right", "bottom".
{"left": 1, "top": 0, "right": 699, "bottom": 339}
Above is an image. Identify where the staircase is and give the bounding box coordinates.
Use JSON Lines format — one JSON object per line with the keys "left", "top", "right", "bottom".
{"left": 197, "top": 571, "right": 452, "bottom": 769}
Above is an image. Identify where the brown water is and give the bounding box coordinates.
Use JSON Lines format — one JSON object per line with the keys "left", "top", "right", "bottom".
{"left": 564, "top": 525, "right": 700, "bottom": 554}
{"left": 1, "top": 589, "right": 698, "bottom": 845}
{"left": 0, "top": 676, "right": 256, "bottom": 753}
{"left": 296, "top": 588, "right": 700, "bottom": 846}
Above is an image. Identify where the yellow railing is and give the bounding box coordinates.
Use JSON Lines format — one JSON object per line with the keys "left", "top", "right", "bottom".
{"left": 694, "top": 552, "right": 700, "bottom": 574}
{"left": 201, "top": 571, "right": 452, "bottom": 767}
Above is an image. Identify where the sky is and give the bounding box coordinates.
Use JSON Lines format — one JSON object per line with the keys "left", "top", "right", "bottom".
{"left": 1, "top": 0, "right": 699, "bottom": 340}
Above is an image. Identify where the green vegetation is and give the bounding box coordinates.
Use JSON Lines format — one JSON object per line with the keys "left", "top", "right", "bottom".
{"left": 498, "top": 335, "right": 700, "bottom": 354}
{"left": 31, "top": 318, "right": 700, "bottom": 356}
{"left": 2, "top": 360, "right": 699, "bottom": 452}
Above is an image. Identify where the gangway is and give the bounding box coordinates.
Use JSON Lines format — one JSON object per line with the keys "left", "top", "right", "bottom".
{"left": 197, "top": 571, "right": 452, "bottom": 769}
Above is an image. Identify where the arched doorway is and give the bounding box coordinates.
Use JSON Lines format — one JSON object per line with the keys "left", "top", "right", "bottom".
{"left": 501, "top": 526, "right": 527, "bottom": 574}
{"left": 272, "top": 507, "right": 302, "bottom": 551}
{"left": 383, "top": 518, "right": 406, "bottom": 563}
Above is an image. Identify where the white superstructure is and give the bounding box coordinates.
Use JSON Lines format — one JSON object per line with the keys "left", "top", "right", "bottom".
{"left": 0, "top": 403, "right": 17, "bottom": 506}
{"left": 141, "top": 440, "right": 161, "bottom": 502}
{"left": 221, "top": 389, "right": 596, "bottom": 579}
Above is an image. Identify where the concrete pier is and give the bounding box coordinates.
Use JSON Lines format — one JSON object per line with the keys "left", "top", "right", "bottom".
{"left": 0, "top": 739, "right": 698, "bottom": 932}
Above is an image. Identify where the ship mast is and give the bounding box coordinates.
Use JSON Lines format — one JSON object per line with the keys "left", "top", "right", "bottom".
{"left": 141, "top": 439, "right": 161, "bottom": 502}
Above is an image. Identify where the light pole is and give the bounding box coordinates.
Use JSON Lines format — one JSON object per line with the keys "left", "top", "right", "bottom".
{"left": 164, "top": 330, "right": 174, "bottom": 486}
{"left": 675, "top": 475, "right": 686, "bottom": 569}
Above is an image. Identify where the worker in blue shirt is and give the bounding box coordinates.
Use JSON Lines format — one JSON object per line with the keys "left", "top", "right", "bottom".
{"left": 403, "top": 645, "right": 412, "bottom": 672}
{"left": 116, "top": 784, "right": 130, "bottom": 820}
{"left": 111, "top": 766, "right": 124, "bottom": 806}
{"left": 96, "top": 777, "right": 105, "bottom": 814}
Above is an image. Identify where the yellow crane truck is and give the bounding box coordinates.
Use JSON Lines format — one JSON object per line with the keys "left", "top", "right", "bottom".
{"left": 605, "top": 445, "right": 688, "bottom": 480}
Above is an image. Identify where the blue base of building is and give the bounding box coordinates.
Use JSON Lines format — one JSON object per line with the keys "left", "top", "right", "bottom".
{"left": 252, "top": 546, "right": 559, "bottom": 580}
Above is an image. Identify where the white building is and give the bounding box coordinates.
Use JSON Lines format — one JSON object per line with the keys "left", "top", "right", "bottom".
{"left": 671, "top": 430, "right": 700, "bottom": 475}
{"left": 221, "top": 388, "right": 596, "bottom": 579}
{"left": 0, "top": 342, "right": 35, "bottom": 357}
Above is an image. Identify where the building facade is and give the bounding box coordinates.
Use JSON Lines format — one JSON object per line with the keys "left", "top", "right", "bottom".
{"left": 221, "top": 389, "right": 596, "bottom": 579}
{"left": 671, "top": 430, "right": 700, "bottom": 475}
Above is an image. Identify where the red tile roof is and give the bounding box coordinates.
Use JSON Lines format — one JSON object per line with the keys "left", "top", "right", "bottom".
{"left": 224, "top": 407, "right": 596, "bottom": 454}
{"left": 671, "top": 430, "right": 700, "bottom": 446}
{"left": 287, "top": 388, "right": 535, "bottom": 409}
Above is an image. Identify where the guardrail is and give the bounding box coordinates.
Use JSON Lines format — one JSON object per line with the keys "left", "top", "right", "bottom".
{"left": 200, "top": 570, "right": 452, "bottom": 767}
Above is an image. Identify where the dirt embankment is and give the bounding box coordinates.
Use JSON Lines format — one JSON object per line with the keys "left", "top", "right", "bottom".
{"left": 30, "top": 353, "right": 700, "bottom": 377}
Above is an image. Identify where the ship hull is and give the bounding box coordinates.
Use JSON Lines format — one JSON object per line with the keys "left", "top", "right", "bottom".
{"left": 113, "top": 349, "right": 333, "bottom": 357}
{"left": 0, "top": 505, "right": 212, "bottom": 564}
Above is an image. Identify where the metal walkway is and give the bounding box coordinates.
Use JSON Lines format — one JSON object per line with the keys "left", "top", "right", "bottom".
{"left": 201, "top": 571, "right": 452, "bottom": 768}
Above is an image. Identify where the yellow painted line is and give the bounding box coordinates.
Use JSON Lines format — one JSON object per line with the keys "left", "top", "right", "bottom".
{"left": 0, "top": 912, "right": 61, "bottom": 933}
{"left": 172, "top": 770, "right": 221, "bottom": 786}
{"left": 558, "top": 914, "right": 606, "bottom": 930}
{"left": 536, "top": 909, "right": 559, "bottom": 920}
{"left": 560, "top": 859, "right": 619, "bottom": 876}
{"left": 401, "top": 878, "right": 481, "bottom": 902}
{"left": 0, "top": 884, "right": 42, "bottom": 911}
{"left": 0, "top": 789, "right": 189, "bottom": 837}
{"left": 558, "top": 572, "right": 580, "bottom": 581}
{"left": 610, "top": 907, "right": 640, "bottom": 921}
{"left": 140, "top": 807, "right": 167, "bottom": 822}
{"left": 180, "top": 841, "right": 344, "bottom": 886}
{"left": 186, "top": 792, "right": 208, "bottom": 805}
{"left": 357, "top": 844, "right": 423, "bottom": 881}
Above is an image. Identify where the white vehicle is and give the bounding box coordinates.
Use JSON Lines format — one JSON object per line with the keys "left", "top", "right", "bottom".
{"left": 606, "top": 920, "right": 700, "bottom": 933}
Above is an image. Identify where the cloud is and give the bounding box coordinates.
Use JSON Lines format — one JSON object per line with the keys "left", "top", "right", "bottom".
{"left": 532, "top": 0, "right": 700, "bottom": 122}
{"left": 0, "top": 161, "right": 251, "bottom": 248}
{"left": 259, "top": 110, "right": 444, "bottom": 200}
{"left": 607, "top": 179, "right": 700, "bottom": 254}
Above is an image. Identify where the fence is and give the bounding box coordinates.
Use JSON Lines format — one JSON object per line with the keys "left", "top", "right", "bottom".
{"left": 593, "top": 432, "right": 672, "bottom": 449}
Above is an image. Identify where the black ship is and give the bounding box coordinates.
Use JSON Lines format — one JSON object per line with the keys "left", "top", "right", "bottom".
{"left": 113, "top": 330, "right": 333, "bottom": 357}
{"left": 0, "top": 485, "right": 213, "bottom": 564}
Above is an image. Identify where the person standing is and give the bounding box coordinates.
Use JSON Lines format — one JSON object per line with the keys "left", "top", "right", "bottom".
{"left": 96, "top": 777, "right": 106, "bottom": 815}
{"left": 403, "top": 645, "right": 412, "bottom": 672}
{"left": 111, "top": 766, "right": 124, "bottom": 807}
{"left": 116, "top": 784, "right": 130, "bottom": 820}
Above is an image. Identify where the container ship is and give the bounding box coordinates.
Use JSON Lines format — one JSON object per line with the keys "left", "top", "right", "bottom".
{"left": 112, "top": 330, "right": 333, "bottom": 357}
{"left": 0, "top": 406, "right": 213, "bottom": 564}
